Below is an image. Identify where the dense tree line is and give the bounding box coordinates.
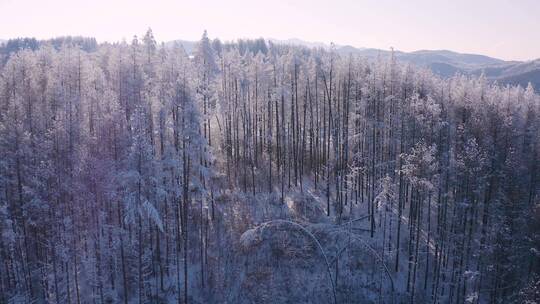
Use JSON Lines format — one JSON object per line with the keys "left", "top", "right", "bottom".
{"left": 0, "top": 36, "right": 98, "bottom": 64}
{"left": 0, "top": 30, "right": 538, "bottom": 303}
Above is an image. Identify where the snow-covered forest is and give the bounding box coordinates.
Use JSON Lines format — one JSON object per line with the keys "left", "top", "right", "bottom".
{"left": 0, "top": 30, "right": 539, "bottom": 303}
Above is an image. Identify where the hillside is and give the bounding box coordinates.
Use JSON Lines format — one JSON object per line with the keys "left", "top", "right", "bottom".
{"left": 2, "top": 36, "right": 538, "bottom": 91}
{"left": 0, "top": 32, "right": 539, "bottom": 304}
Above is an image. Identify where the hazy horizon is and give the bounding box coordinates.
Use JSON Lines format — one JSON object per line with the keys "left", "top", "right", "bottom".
{"left": 1, "top": 0, "right": 539, "bottom": 61}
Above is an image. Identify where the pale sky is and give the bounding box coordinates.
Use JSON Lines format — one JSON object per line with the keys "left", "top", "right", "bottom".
{"left": 1, "top": 0, "right": 539, "bottom": 61}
